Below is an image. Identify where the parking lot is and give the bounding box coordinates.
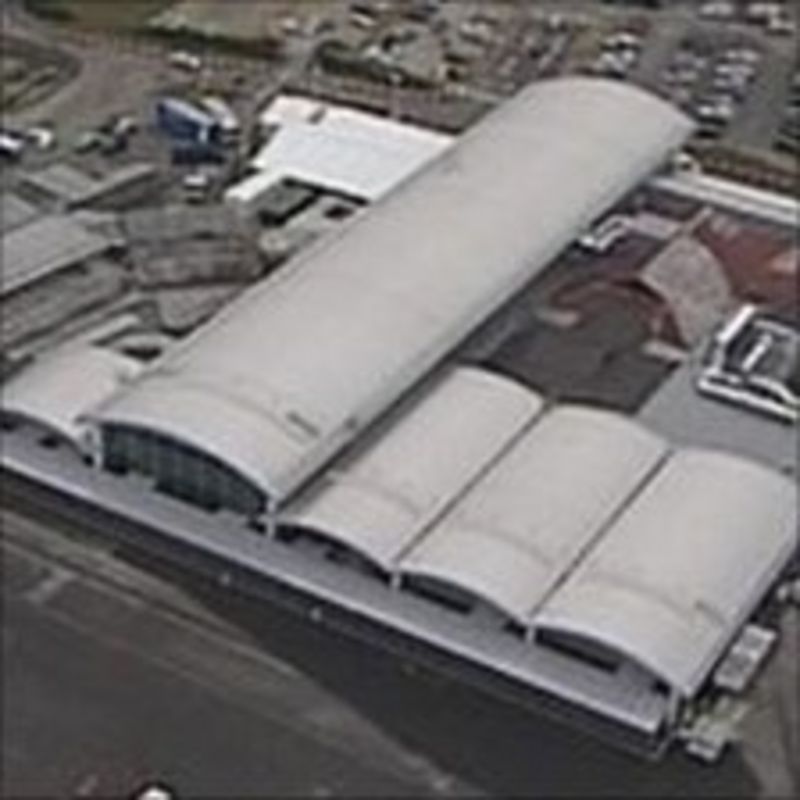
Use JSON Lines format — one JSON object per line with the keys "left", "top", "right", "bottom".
{"left": 3, "top": 1, "right": 797, "bottom": 191}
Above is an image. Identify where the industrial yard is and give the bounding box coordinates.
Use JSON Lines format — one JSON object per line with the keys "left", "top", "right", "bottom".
{"left": 1, "top": 1, "right": 798, "bottom": 799}
{"left": 2, "top": 1, "right": 798, "bottom": 166}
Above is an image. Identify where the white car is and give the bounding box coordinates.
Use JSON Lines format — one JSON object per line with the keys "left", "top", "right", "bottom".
{"left": 73, "top": 130, "right": 103, "bottom": 153}
{"left": 672, "top": 151, "right": 702, "bottom": 174}
{"left": 766, "top": 14, "right": 796, "bottom": 36}
{"left": 183, "top": 170, "right": 212, "bottom": 202}
{"left": 135, "top": 784, "right": 175, "bottom": 800}
{"left": 26, "top": 126, "right": 56, "bottom": 150}
{"left": 0, "top": 130, "right": 26, "bottom": 159}
{"left": 168, "top": 50, "right": 202, "bottom": 72}
{"left": 699, "top": 1, "right": 736, "bottom": 20}
{"left": 577, "top": 215, "right": 630, "bottom": 254}
{"left": 113, "top": 115, "right": 139, "bottom": 137}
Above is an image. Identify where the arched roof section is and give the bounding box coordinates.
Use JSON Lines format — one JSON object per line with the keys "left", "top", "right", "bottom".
{"left": 90, "top": 78, "right": 691, "bottom": 506}
{"left": 1, "top": 346, "right": 141, "bottom": 449}
{"left": 285, "top": 366, "right": 543, "bottom": 572}
{"left": 91, "top": 375, "right": 299, "bottom": 504}
{"left": 399, "top": 407, "right": 669, "bottom": 624}
{"left": 535, "top": 449, "right": 797, "bottom": 696}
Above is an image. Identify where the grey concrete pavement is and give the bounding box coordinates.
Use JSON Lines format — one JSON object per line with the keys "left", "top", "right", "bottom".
{"left": 727, "top": 40, "right": 797, "bottom": 150}
{"left": 0, "top": 479, "right": 783, "bottom": 799}
{"left": 2, "top": 508, "right": 475, "bottom": 799}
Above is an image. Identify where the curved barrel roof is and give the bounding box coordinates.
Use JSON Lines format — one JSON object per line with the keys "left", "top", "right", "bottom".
{"left": 1, "top": 346, "right": 142, "bottom": 447}
{"left": 399, "top": 407, "right": 668, "bottom": 621}
{"left": 287, "top": 366, "right": 544, "bottom": 570}
{"left": 91, "top": 78, "right": 691, "bottom": 505}
{"left": 535, "top": 449, "right": 797, "bottom": 695}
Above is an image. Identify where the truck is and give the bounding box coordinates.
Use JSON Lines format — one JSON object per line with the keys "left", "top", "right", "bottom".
{"left": 200, "top": 96, "right": 240, "bottom": 144}
{"left": 155, "top": 97, "right": 220, "bottom": 145}
{"left": 170, "top": 141, "right": 226, "bottom": 166}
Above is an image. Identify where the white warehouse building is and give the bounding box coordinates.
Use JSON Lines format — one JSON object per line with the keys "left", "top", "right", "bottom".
{"left": 87, "top": 78, "right": 691, "bottom": 519}
{"left": 2, "top": 78, "right": 794, "bottom": 757}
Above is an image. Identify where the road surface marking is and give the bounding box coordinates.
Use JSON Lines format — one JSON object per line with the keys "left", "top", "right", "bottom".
{"left": 73, "top": 773, "right": 100, "bottom": 796}
{"left": 24, "top": 566, "right": 74, "bottom": 606}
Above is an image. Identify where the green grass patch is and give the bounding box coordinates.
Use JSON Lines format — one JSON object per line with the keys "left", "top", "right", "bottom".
{"left": 25, "top": 0, "right": 172, "bottom": 32}
{"left": 143, "top": 25, "right": 285, "bottom": 61}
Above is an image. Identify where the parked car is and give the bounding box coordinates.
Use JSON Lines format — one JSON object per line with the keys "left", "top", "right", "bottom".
{"left": 699, "top": 1, "right": 736, "bottom": 20}
{"left": 73, "top": 130, "right": 103, "bottom": 153}
{"left": 25, "top": 125, "right": 56, "bottom": 150}
{"left": 182, "top": 170, "right": 213, "bottom": 203}
{"left": 577, "top": 215, "right": 630, "bottom": 254}
{"left": 168, "top": 50, "right": 202, "bottom": 72}
{"left": 0, "top": 129, "right": 26, "bottom": 159}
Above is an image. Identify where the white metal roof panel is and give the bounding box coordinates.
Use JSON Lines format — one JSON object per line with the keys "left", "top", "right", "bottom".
{"left": 536, "top": 449, "right": 797, "bottom": 696}
{"left": 230, "top": 109, "right": 451, "bottom": 204}
{"left": 400, "top": 407, "right": 669, "bottom": 622}
{"left": 2, "top": 429, "right": 673, "bottom": 741}
{"left": 94, "top": 78, "right": 692, "bottom": 506}
{"left": 287, "top": 366, "right": 544, "bottom": 570}
{"left": 1, "top": 345, "right": 142, "bottom": 446}
{"left": 259, "top": 94, "right": 330, "bottom": 127}
{"left": 234, "top": 123, "right": 444, "bottom": 201}
{"left": 259, "top": 93, "right": 452, "bottom": 147}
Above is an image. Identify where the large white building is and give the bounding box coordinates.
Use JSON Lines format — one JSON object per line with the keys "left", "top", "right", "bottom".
{"left": 2, "top": 78, "right": 794, "bottom": 757}
{"left": 87, "top": 78, "right": 691, "bottom": 518}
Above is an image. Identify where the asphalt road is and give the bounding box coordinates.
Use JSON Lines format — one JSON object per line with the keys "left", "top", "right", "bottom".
{"left": 3, "top": 478, "right": 792, "bottom": 799}
{"left": 2, "top": 506, "right": 473, "bottom": 799}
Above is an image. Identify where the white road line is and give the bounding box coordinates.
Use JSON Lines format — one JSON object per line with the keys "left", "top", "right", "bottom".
{"left": 5, "top": 534, "right": 299, "bottom": 680}
{"left": 24, "top": 566, "right": 74, "bottom": 607}
{"left": 5, "top": 525, "right": 476, "bottom": 795}
{"left": 73, "top": 773, "right": 100, "bottom": 797}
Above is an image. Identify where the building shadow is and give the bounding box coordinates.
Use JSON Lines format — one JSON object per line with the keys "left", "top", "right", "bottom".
{"left": 126, "top": 551, "right": 761, "bottom": 800}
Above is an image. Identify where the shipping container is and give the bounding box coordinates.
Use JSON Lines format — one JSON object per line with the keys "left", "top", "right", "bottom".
{"left": 201, "top": 96, "right": 240, "bottom": 143}
{"left": 156, "top": 97, "right": 219, "bottom": 145}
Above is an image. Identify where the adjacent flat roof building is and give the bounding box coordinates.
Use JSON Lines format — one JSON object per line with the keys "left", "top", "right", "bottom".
{"left": 1, "top": 214, "right": 116, "bottom": 298}
{"left": 0, "top": 344, "right": 142, "bottom": 448}
{"left": 226, "top": 94, "right": 452, "bottom": 208}
{"left": 18, "top": 162, "right": 160, "bottom": 212}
